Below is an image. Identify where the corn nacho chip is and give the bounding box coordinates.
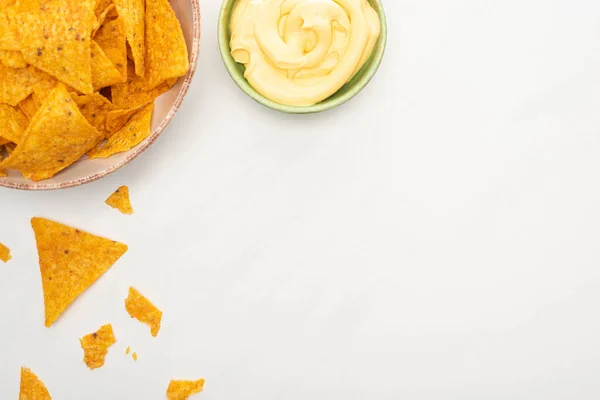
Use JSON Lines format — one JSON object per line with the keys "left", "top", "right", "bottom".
{"left": 16, "top": 0, "right": 95, "bottom": 94}
{"left": 0, "top": 104, "right": 28, "bottom": 143}
{"left": 125, "top": 287, "right": 162, "bottom": 337}
{"left": 0, "top": 85, "right": 102, "bottom": 181}
{"left": 94, "top": 17, "right": 127, "bottom": 79}
{"left": 105, "top": 106, "right": 140, "bottom": 135}
{"left": 0, "top": 49, "right": 27, "bottom": 68}
{"left": 93, "top": 4, "right": 114, "bottom": 35}
{"left": 91, "top": 40, "right": 125, "bottom": 90}
{"left": 73, "top": 92, "right": 115, "bottom": 134}
{"left": 167, "top": 379, "right": 205, "bottom": 400}
{"left": 18, "top": 95, "right": 38, "bottom": 120}
{"left": 113, "top": 0, "right": 144, "bottom": 76}
{"left": 19, "top": 367, "right": 52, "bottom": 400}
{"left": 94, "top": 0, "right": 113, "bottom": 16}
{"left": 144, "top": 0, "right": 189, "bottom": 90}
{"left": 31, "top": 217, "right": 128, "bottom": 327}
{"left": 80, "top": 324, "right": 116, "bottom": 370}
{"left": 0, "top": 4, "right": 20, "bottom": 51}
{"left": 0, "top": 242, "right": 11, "bottom": 262}
{"left": 0, "top": 65, "right": 44, "bottom": 106}
{"left": 88, "top": 103, "right": 152, "bottom": 159}
{"left": 105, "top": 185, "right": 133, "bottom": 214}
{"left": 31, "top": 75, "right": 59, "bottom": 106}
{"left": 111, "top": 64, "right": 169, "bottom": 109}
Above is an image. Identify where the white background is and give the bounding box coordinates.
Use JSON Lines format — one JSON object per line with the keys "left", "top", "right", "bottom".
{"left": 2, "top": 0, "right": 600, "bottom": 398}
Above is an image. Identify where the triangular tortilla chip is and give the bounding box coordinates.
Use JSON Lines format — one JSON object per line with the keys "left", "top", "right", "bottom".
{"left": 80, "top": 324, "right": 116, "bottom": 370}
{"left": 113, "top": 0, "right": 144, "bottom": 76}
{"left": 88, "top": 103, "right": 152, "bottom": 159}
{"left": 0, "top": 65, "right": 44, "bottom": 106}
{"left": 144, "top": 0, "right": 188, "bottom": 90}
{"left": 0, "top": 104, "right": 28, "bottom": 143}
{"left": 73, "top": 92, "right": 116, "bottom": 136}
{"left": 0, "top": 85, "right": 102, "bottom": 181}
{"left": 16, "top": 0, "right": 95, "bottom": 94}
{"left": 167, "top": 379, "right": 205, "bottom": 400}
{"left": 105, "top": 185, "right": 133, "bottom": 214}
{"left": 125, "top": 287, "right": 162, "bottom": 336}
{"left": 31, "top": 217, "right": 128, "bottom": 327}
{"left": 19, "top": 367, "right": 52, "bottom": 400}
{"left": 92, "top": 3, "right": 114, "bottom": 35}
{"left": 105, "top": 106, "right": 140, "bottom": 136}
{"left": 111, "top": 64, "right": 170, "bottom": 109}
{"left": 0, "top": 49, "right": 27, "bottom": 68}
{"left": 0, "top": 3, "right": 20, "bottom": 51}
{"left": 91, "top": 40, "right": 126, "bottom": 90}
{"left": 94, "top": 16, "right": 127, "bottom": 79}
{"left": 18, "top": 95, "right": 38, "bottom": 121}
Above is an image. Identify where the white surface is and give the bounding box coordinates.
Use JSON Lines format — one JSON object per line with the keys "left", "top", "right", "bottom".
{"left": 1, "top": 0, "right": 600, "bottom": 398}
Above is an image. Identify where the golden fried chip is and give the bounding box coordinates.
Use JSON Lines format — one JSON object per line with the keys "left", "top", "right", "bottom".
{"left": 0, "top": 65, "right": 44, "bottom": 106}
{"left": 31, "top": 217, "right": 128, "bottom": 327}
{"left": 144, "top": 0, "right": 189, "bottom": 90}
{"left": 73, "top": 92, "right": 115, "bottom": 134}
{"left": 93, "top": 4, "right": 114, "bottom": 35}
{"left": 113, "top": 0, "right": 144, "bottom": 76}
{"left": 18, "top": 95, "right": 38, "bottom": 120}
{"left": 0, "top": 242, "right": 11, "bottom": 262}
{"left": 80, "top": 324, "right": 116, "bottom": 370}
{"left": 0, "top": 85, "right": 102, "bottom": 181}
{"left": 105, "top": 185, "right": 133, "bottom": 214}
{"left": 0, "top": 104, "right": 28, "bottom": 143}
{"left": 17, "top": 0, "right": 95, "bottom": 94}
{"left": 111, "top": 64, "right": 170, "bottom": 109}
{"left": 0, "top": 4, "right": 20, "bottom": 51}
{"left": 19, "top": 367, "right": 52, "bottom": 400}
{"left": 88, "top": 103, "right": 152, "bottom": 159}
{"left": 4, "top": 141, "right": 16, "bottom": 155}
{"left": 104, "top": 106, "right": 140, "bottom": 136}
{"left": 94, "top": 17, "right": 127, "bottom": 79}
{"left": 167, "top": 379, "right": 205, "bottom": 400}
{"left": 0, "top": 49, "right": 27, "bottom": 68}
{"left": 31, "top": 75, "right": 59, "bottom": 106}
{"left": 94, "top": 0, "right": 112, "bottom": 16}
{"left": 91, "top": 40, "right": 125, "bottom": 90}
{"left": 125, "top": 287, "right": 162, "bottom": 337}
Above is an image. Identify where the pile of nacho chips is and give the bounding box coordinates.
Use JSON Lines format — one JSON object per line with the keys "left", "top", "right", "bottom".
{"left": 0, "top": 0, "right": 189, "bottom": 181}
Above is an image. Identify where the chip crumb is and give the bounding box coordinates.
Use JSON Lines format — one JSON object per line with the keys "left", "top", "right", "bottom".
{"left": 80, "top": 324, "right": 116, "bottom": 370}
{"left": 125, "top": 287, "right": 162, "bottom": 337}
{"left": 19, "top": 367, "right": 53, "bottom": 400}
{"left": 167, "top": 379, "right": 205, "bottom": 400}
{"left": 125, "top": 346, "right": 130, "bottom": 354}
{"left": 132, "top": 352, "right": 138, "bottom": 361}
{"left": 105, "top": 185, "right": 133, "bottom": 214}
{"left": 0, "top": 242, "right": 11, "bottom": 263}
{"left": 31, "top": 217, "right": 128, "bottom": 327}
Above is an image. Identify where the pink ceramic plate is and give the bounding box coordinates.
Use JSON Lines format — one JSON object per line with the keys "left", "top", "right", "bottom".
{"left": 0, "top": 0, "right": 201, "bottom": 191}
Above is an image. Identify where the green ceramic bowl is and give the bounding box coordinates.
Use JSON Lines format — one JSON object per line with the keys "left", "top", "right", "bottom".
{"left": 218, "top": 0, "right": 388, "bottom": 114}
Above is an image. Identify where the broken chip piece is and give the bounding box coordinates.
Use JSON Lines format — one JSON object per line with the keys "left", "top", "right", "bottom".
{"left": 132, "top": 351, "right": 138, "bottom": 361}
{"left": 125, "top": 287, "right": 162, "bottom": 337}
{"left": 19, "top": 367, "right": 53, "bottom": 400}
{"left": 167, "top": 379, "right": 205, "bottom": 400}
{"left": 31, "top": 217, "right": 128, "bottom": 327}
{"left": 105, "top": 185, "right": 133, "bottom": 214}
{"left": 0, "top": 242, "right": 11, "bottom": 262}
{"left": 80, "top": 324, "right": 116, "bottom": 370}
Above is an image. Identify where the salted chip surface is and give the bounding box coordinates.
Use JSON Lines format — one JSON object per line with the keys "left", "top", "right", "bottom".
{"left": 94, "top": 0, "right": 112, "bottom": 16}
{"left": 0, "top": 65, "right": 44, "bottom": 106}
{"left": 113, "top": 0, "right": 144, "bottom": 76}
{"left": 17, "top": 0, "right": 95, "bottom": 94}
{"left": 80, "top": 324, "right": 116, "bottom": 370}
{"left": 0, "top": 3, "right": 20, "bottom": 51}
{"left": 0, "top": 104, "right": 28, "bottom": 143}
{"left": 105, "top": 185, "right": 133, "bottom": 214}
{"left": 144, "top": 0, "right": 189, "bottom": 90}
{"left": 105, "top": 106, "right": 140, "bottom": 135}
{"left": 93, "top": 3, "right": 114, "bottom": 34}
{"left": 125, "top": 287, "right": 162, "bottom": 337}
{"left": 91, "top": 40, "right": 125, "bottom": 90}
{"left": 19, "top": 367, "right": 52, "bottom": 400}
{"left": 111, "top": 64, "right": 170, "bottom": 109}
{"left": 88, "top": 103, "right": 152, "bottom": 159}
{"left": 73, "top": 92, "right": 116, "bottom": 134}
{"left": 31, "top": 217, "right": 128, "bottom": 327}
{"left": 167, "top": 379, "right": 205, "bottom": 400}
{"left": 0, "top": 49, "right": 27, "bottom": 68}
{"left": 0, "top": 242, "right": 11, "bottom": 262}
{"left": 0, "top": 85, "right": 102, "bottom": 181}
{"left": 94, "top": 17, "right": 127, "bottom": 79}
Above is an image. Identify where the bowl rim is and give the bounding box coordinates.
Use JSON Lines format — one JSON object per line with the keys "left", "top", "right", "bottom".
{"left": 0, "top": 0, "right": 202, "bottom": 191}
{"left": 218, "top": 0, "right": 387, "bottom": 114}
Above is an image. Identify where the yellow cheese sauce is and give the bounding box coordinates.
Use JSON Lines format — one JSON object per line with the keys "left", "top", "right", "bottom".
{"left": 230, "top": 0, "right": 381, "bottom": 107}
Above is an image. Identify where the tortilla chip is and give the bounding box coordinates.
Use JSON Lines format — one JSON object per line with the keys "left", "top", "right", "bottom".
{"left": 19, "top": 367, "right": 52, "bottom": 400}
{"left": 94, "top": 17, "right": 127, "bottom": 79}
{"left": 94, "top": 0, "right": 112, "bottom": 17}
{"left": 0, "top": 4, "right": 20, "bottom": 51}
{"left": 124, "top": 287, "right": 162, "bottom": 337}
{"left": 31, "top": 75, "right": 59, "bottom": 106}
{"left": 18, "top": 95, "right": 38, "bottom": 120}
{"left": 4, "top": 141, "right": 16, "bottom": 155}
{"left": 105, "top": 106, "right": 140, "bottom": 136}
{"left": 111, "top": 64, "right": 170, "bottom": 109}
{"left": 88, "top": 103, "right": 152, "bottom": 159}
{"left": 0, "top": 65, "right": 44, "bottom": 106}
{"left": 73, "top": 92, "right": 115, "bottom": 134}
{"left": 0, "top": 242, "right": 11, "bottom": 262}
{"left": 31, "top": 217, "right": 128, "bottom": 327}
{"left": 167, "top": 379, "right": 205, "bottom": 400}
{"left": 144, "top": 0, "right": 189, "bottom": 90}
{"left": 80, "top": 324, "right": 116, "bottom": 370}
{"left": 0, "top": 49, "right": 27, "bottom": 68}
{"left": 0, "top": 85, "right": 102, "bottom": 181}
{"left": 93, "top": 4, "right": 114, "bottom": 35}
{"left": 0, "top": 104, "right": 28, "bottom": 143}
{"left": 105, "top": 185, "right": 133, "bottom": 214}
{"left": 113, "top": 0, "right": 144, "bottom": 76}
{"left": 91, "top": 40, "right": 125, "bottom": 90}
{"left": 16, "top": 0, "right": 95, "bottom": 94}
